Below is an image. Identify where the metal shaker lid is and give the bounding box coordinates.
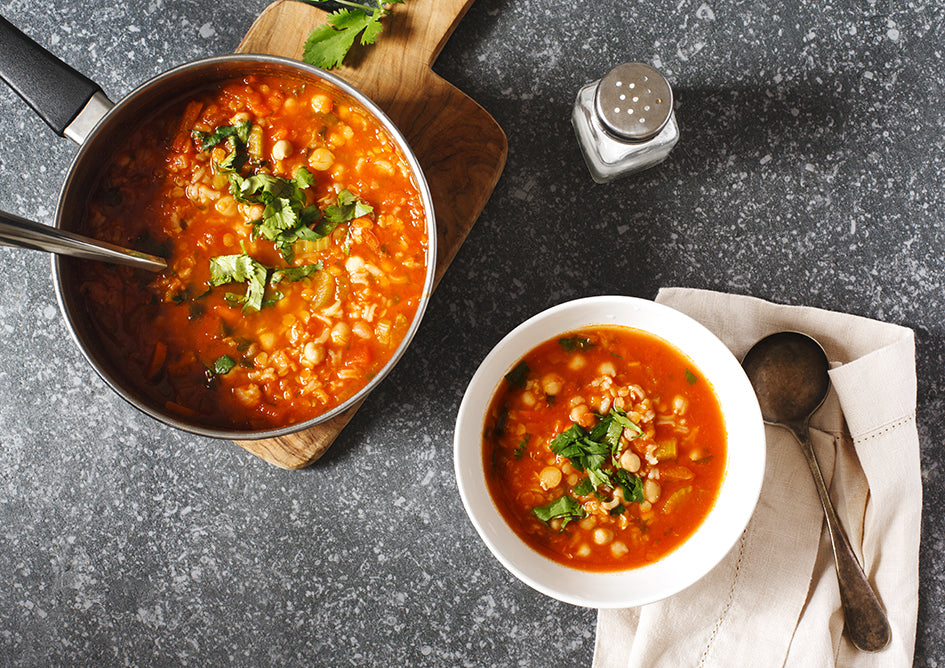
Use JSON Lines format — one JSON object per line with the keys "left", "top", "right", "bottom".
{"left": 594, "top": 63, "right": 673, "bottom": 142}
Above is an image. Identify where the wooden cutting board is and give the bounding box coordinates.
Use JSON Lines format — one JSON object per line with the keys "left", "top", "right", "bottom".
{"left": 232, "top": 0, "right": 507, "bottom": 468}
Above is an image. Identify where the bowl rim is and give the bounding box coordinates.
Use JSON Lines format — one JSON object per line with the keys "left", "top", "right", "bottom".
{"left": 453, "top": 295, "right": 765, "bottom": 608}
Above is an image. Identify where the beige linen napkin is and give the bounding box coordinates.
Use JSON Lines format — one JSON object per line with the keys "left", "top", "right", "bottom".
{"left": 594, "top": 288, "right": 921, "bottom": 668}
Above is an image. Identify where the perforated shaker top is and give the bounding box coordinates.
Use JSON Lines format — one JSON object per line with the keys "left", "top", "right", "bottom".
{"left": 594, "top": 63, "right": 673, "bottom": 142}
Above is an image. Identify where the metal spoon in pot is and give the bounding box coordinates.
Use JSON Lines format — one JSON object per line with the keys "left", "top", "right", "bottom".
{"left": 741, "top": 331, "right": 891, "bottom": 652}
{"left": 0, "top": 209, "right": 166, "bottom": 272}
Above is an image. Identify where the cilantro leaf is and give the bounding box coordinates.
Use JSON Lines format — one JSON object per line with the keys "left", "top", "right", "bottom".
{"left": 230, "top": 170, "right": 368, "bottom": 261}
{"left": 271, "top": 263, "right": 323, "bottom": 284}
{"left": 532, "top": 495, "right": 585, "bottom": 530}
{"left": 323, "top": 188, "right": 373, "bottom": 223}
{"left": 558, "top": 335, "right": 596, "bottom": 352}
{"left": 213, "top": 355, "right": 237, "bottom": 375}
{"left": 192, "top": 120, "right": 251, "bottom": 152}
{"left": 209, "top": 253, "right": 324, "bottom": 312}
{"left": 572, "top": 477, "right": 595, "bottom": 497}
{"left": 514, "top": 435, "right": 529, "bottom": 459}
{"left": 301, "top": 1, "right": 405, "bottom": 70}
{"left": 504, "top": 361, "right": 529, "bottom": 389}
{"left": 684, "top": 368, "right": 698, "bottom": 385}
{"left": 547, "top": 408, "right": 645, "bottom": 510}
{"left": 613, "top": 469, "right": 644, "bottom": 504}
{"left": 209, "top": 254, "right": 269, "bottom": 312}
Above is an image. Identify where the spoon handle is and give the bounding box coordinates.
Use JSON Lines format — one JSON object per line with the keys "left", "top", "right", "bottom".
{"left": 789, "top": 422, "right": 892, "bottom": 652}
{"left": 0, "top": 209, "right": 166, "bottom": 272}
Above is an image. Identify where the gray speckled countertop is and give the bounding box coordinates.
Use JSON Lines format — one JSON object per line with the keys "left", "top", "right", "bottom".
{"left": 0, "top": 0, "right": 942, "bottom": 665}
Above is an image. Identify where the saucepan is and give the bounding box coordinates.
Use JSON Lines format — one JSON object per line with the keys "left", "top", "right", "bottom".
{"left": 0, "top": 15, "right": 437, "bottom": 439}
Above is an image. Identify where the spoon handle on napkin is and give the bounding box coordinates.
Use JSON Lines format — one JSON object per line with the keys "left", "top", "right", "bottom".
{"left": 788, "top": 421, "right": 892, "bottom": 652}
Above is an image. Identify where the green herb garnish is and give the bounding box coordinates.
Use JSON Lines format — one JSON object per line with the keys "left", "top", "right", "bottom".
{"left": 612, "top": 468, "right": 644, "bottom": 504}
{"left": 271, "top": 262, "right": 324, "bottom": 284}
{"left": 230, "top": 169, "right": 368, "bottom": 262}
{"left": 532, "top": 495, "right": 585, "bottom": 530}
{"left": 301, "top": 1, "right": 405, "bottom": 70}
{"left": 212, "top": 355, "right": 237, "bottom": 375}
{"left": 684, "top": 368, "right": 698, "bottom": 385}
{"left": 209, "top": 253, "right": 322, "bottom": 312}
{"left": 209, "top": 253, "right": 270, "bottom": 312}
{"left": 544, "top": 407, "right": 645, "bottom": 516}
{"left": 504, "top": 361, "right": 529, "bottom": 389}
{"left": 572, "top": 477, "right": 595, "bottom": 497}
{"left": 192, "top": 120, "right": 251, "bottom": 152}
{"left": 558, "top": 335, "right": 596, "bottom": 352}
{"left": 322, "top": 188, "right": 374, "bottom": 223}
{"left": 514, "top": 435, "right": 529, "bottom": 459}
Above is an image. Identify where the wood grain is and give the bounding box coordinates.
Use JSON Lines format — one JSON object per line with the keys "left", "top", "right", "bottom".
{"left": 232, "top": 0, "right": 507, "bottom": 468}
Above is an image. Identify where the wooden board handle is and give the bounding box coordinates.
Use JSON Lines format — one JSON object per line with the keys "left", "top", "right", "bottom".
{"left": 239, "top": 0, "right": 474, "bottom": 70}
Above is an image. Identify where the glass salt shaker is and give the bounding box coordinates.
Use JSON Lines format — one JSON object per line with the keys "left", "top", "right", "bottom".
{"left": 571, "top": 62, "right": 679, "bottom": 183}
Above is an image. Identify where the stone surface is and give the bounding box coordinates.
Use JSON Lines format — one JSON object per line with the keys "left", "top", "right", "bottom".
{"left": 0, "top": 0, "right": 942, "bottom": 665}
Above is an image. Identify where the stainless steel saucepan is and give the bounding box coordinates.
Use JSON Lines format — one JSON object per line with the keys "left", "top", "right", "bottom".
{"left": 0, "top": 15, "right": 437, "bottom": 440}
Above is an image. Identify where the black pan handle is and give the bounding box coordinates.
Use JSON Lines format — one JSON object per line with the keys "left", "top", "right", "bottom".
{"left": 0, "top": 14, "right": 101, "bottom": 136}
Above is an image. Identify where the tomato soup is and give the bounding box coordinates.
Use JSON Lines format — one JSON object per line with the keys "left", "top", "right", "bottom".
{"left": 482, "top": 326, "right": 727, "bottom": 571}
{"left": 77, "top": 74, "right": 428, "bottom": 430}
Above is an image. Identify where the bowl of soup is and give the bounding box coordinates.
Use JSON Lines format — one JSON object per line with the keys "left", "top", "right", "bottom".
{"left": 453, "top": 296, "right": 765, "bottom": 608}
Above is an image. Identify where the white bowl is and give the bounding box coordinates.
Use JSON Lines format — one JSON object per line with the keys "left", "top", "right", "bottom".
{"left": 453, "top": 295, "right": 765, "bottom": 608}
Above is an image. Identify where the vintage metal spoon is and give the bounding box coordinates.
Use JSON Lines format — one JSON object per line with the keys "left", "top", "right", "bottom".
{"left": 742, "top": 331, "right": 891, "bottom": 652}
{"left": 0, "top": 209, "right": 166, "bottom": 272}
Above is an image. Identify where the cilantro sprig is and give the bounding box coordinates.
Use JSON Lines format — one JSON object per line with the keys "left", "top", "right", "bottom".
{"left": 192, "top": 120, "right": 251, "bottom": 152}
{"left": 558, "top": 335, "right": 596, "bottom": 352}
{"left": 532, "top": 495, "right": 585, "bottom": 530}
{"left": 209, "top": 253, "right": 323, "bottom": 312}
{"left": 532, "top": 407, "right": 645, "bottom": 525}
{"left": 302, "top": 1, "right": 405, "bottom": 70}
{"left": 229, "top": 168, "right": 373, "bottom": 262}
{"left": 192, "top": 121, "right": 253, "bottom": 173}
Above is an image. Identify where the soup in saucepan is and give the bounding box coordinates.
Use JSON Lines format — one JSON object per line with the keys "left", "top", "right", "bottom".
{"left": 78, "top": 74, "right": 429, "bottom": 430}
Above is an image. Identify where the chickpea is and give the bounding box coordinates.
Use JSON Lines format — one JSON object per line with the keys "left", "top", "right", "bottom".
{"left": 568, "top": 354, "right": 587, "bottom": 371}
{"left": 351, "top": 321, "right": 373, "bottom": 339}
{"left": 234, "top": 383, "right": 262, "bottom": 407}
{"left": 593, "top": 528, "right": 614, "bottom": 545}
{"left": 539, "top": 467, "right": 562, "bottom": 490}
{"left": 308, "top": 147, "right": 335, "bottom": 171}
{"left": 570, "top": 404, "right": 588, "bottom": 424}
{"left": 570, "top": 404, "right": 595, "bottom": 427}
{"left": 598, "top": 395, "right": 612, "bottom": 414}
{"left": 620, "top": 450, "right": 642, "bottom": 473}
{"left": 330, "top": 322, "right": 351, "bottom": 346}
{"left": 311, "top": 93, "right": 333, "bottom": 114}
{"left": 598, "top": 361, "right": 616, "bottom": 377}
{"left": 271, "top": 139, "right": 293, "bottom": 161}
{"left": 214, "top": 195, "right": 238, "bottom": 217}
{"left": 303, "top": 342, "right": 325, "bottom": 365}
{"left": 541, "top": 373, "right": 564, "bottom": 396}
{"left": 644, "top": 479, "right": 662, "bottom": 504}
